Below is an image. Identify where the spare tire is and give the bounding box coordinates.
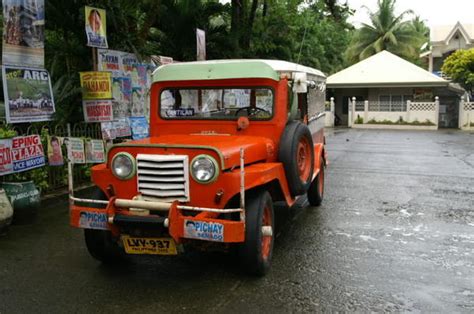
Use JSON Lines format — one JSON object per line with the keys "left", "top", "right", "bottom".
{"left": 278, "top": 121, "right": 314, "bottom": 196}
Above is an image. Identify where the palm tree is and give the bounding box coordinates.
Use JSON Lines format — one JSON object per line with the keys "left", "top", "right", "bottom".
{"left": 345, "top": 0, "right": 425, "bottom": 64}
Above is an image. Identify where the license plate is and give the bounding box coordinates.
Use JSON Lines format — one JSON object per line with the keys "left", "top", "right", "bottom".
{"left": 122, "top": 236, "right": 177, "bottom": 255}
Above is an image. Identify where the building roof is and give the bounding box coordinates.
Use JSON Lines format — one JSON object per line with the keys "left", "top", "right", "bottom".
{"left": 327, "top": 51, "right": 449, "bottom": 88}
{"left": 431, "top": 22, "right": 474, "bottom": 44}
{"left": 153, "top": 59, "right": 325, "bottom": 83}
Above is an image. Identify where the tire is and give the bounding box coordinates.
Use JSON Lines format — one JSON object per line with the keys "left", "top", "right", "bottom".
{"left": 83, "top": 187, "right": 126, "bottom": 264}
{"left": 278, "top": 121, "right": 315, "bottom": 196}
{"left": 238, "top": 190, "right": 274, "bottom": 276}
{"left": 308, "top": 159, "right": 324, "bottom": 206}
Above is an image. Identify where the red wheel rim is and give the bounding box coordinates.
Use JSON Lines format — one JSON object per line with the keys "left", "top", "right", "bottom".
{"left": 297, "top": 137, "right": 312, "bottom": 182}
{"left": 261, "top": 205, "right": 272, "bottom": 260}
{"left": 318, "top": 164, "right": 324, "bottom": 196}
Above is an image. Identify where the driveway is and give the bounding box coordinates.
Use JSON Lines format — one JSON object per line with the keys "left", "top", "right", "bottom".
{"left": 0, "top": 128, "right": 473, "bottom": 312}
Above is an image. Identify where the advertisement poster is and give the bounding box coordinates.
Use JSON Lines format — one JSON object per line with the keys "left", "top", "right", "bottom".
{"left": 82, "top": 100, "right": 113, "bottom": 122}
{"left": 11, "top": 135, "right": 45, "bottom": 173}
{"left": 47, "top": 135, "right": 63, "bottom": 166}
{"left": 85, "top": 6, "right": 108, "bottom": 48}
{"left": 114, "top": 118, "right": 132, "bottom": 138}
{"left": 112, "top": 76, "right": 131, "bottom": 118}
{"left": 79, "top": 72, "right": 112, "bottom": 100}
{"left": 131, "top": 87, "right": 145, "bottom": 117}
{"left": 100, "top": 121, "right": 116, "bottom": 140}
{"left": 121, "top": 53, "right": 139, "bottom": 74}
{"left": 129, "top": 117, "right": 149, "bottom": 140}
{"left": 196, "top": 28, "right": 206, "bottom": 61}
{"left": 97, "top": 49, "right": 121, "bottom": 75}
{"left": 64, "top": 137, "right": 85, "bottom": 164}
{"left": 0, "top": 139, "right": 13, "bottom": 176}
{"left": 2, "top": 66, "right": 55, "bottom": 123}
{"left": 85, "top": 139, "right": 105, "bottom": 163}
{"left": 2, "top": 0, "right": 45, "bottom": 68}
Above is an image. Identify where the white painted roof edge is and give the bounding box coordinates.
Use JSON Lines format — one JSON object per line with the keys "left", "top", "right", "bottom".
{"left": 160, "top": 59, "right": 326, "bottom": 78}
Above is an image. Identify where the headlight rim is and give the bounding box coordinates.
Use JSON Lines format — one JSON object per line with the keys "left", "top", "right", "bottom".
{"left": 190, "top": 154, "right": 220, "bottom": 184}
{"left": 111, "top": 152, "right": 136, "bottom": 180}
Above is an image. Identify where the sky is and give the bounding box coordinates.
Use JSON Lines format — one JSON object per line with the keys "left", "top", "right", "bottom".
{"left": 344, "top": 0, "right": 473, "bottom": 27}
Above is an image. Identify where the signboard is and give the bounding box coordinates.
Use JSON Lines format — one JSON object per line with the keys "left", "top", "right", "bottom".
{"left": 2, "top": 66, "right": 55, "bottom": 123}
{"left": 114, "top": 118, "right": 132, "bottom": 138}
{"left": 65, "top": 137, "right": 85, "bottom": 164}
{"left": 129, "top": 117, "right": 149, "bottom": 140}
{"left": 196, "top": 28, "right": 206, "bottom": 61}
{"left": 82, "top": 100, "right": 113, "bottom": 122}
{"left": 85, "top": 6, "right": 108, "bottom": 48}
{"left": 11, "top": 135, "right": 45, "bottom": 173}
{"left": 79, "top": 72, "right": 112, "bottom": 100}
{"left": 0, "top": 139, "right": 13, "bottom": 175}
{"left": 97, "top": 49, "right": 121, "bottom": 75}
{"left": 2, "top": 0, "right": 45, "bottom": 67}
{"left": 85, "top": 139, "right": 105, "bottom": 163}
{"left": 112, "top": 76, "right": 132, "bottom": 118}
{"left": 47, "top": 136, "right": 64, "bottom": 166}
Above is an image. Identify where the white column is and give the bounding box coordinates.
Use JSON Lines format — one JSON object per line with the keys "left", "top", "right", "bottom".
{"left": 330, "top": 97, "right": 335, "bottom": 127}
{"left": 428, "top": 53, "right": 433, "bottom": 73}
{"left": 348, "top": 97, "right": 356, "bottom": 127}
{"left": 364, "top": 100, "right": 368, "bottom": 124}
{"left": 406, "top": 100, "right": 411, "bottom": 123}
{"left": 434, "top": 96, "right": 440, "bottom": 128}
{"left": 459, "top": 98, "right": 464, "bottom": 129}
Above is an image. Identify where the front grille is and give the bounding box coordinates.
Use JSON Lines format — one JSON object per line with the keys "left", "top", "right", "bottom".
{"left": 136, "top": 154, "right": 190, "bottom": 202}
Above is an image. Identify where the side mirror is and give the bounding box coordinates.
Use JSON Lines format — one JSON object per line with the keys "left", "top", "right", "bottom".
{"left": 237, "top": 116, "right": 249, "bottom": 131}
{"left": 292, "top": 72, "right": 307, "bottom": 93}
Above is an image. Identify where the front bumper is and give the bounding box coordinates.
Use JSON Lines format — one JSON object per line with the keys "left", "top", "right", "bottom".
{"left": 70, "top": 196, "right": 245, "bottom": 244}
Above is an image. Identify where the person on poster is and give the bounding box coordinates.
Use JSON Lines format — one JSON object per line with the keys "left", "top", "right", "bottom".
{"left": 85, "top": 6, "right": 108, "bottom": 48}
{"left": 47, "top": 136, "right": 64, "bottom": 166}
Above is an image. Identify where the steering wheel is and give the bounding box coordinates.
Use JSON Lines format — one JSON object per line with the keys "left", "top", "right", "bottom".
{"left": 235, "top": 106, "right": 270, "bottom": 117}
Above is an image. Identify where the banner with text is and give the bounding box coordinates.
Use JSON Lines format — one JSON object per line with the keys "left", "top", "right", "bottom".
{"left": 85, "top": 139, "right": 105, "bottom": 163}
{"left": 0, "top": 139, "right": 13, "bottom": 176}
{"left": 82, "top": 100, "right": 113, "bottom": 122}
{"left": 11, "top": 135, "right": 45, "bottom": 173}
{"left": 85, "top": 6, "right": 108, "bottom": 48}
{"left": 2, "top": 66, "right": 55, "bottom": 123}
{"left": 2, "top": 0, "right": 45, "bottom": 67}
{"left": 80, "top": 71, "right": 112, "bottom": 100}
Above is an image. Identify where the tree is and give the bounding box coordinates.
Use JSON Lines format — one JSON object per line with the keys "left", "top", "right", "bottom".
{"left": 345, "top": 0, "right": 425, "bottom": 64}
{"left": 442, "top": 48, "right": 474, "bottom": 94}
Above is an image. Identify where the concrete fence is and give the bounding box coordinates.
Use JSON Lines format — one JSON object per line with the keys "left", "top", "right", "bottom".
{"left": 324, "top": 97, "right": 335, "bottom": 128}
{"left": 348, "top": 97, "right": 439, "bottom": 130}
{"left": 459, "top": 101, "right": 474, "bottom": 130}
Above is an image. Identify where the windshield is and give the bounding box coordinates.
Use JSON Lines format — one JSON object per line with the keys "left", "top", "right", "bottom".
{"left": 160, "top": 88, "right": 273, "bottom": 120}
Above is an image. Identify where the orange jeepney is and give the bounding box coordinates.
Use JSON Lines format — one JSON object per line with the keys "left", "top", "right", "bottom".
{"left": 70, "top": 60, "right": 327, "bottom": 275}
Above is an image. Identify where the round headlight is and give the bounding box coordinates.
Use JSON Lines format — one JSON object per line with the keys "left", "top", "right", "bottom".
{"left": 111, "top": 153, "right": 135, "bottom": 180}
{"left": 191, "top": 155, "right": 219, "bottom": 183}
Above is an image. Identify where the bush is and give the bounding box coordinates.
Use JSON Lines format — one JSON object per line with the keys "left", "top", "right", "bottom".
{"left": 354, "top": 115, "right": 364, "bottom": 124}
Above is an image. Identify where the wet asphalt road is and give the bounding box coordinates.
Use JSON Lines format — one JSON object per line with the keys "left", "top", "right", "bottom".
{"left": 1, "top": 128, "right": 474, "bottom": 313}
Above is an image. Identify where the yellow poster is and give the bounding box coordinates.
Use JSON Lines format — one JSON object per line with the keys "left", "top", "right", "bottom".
{"left": 85, "top": 6, "right": 108, "bottom": 48}
{"left": 80, "top": 72, "right": 112, "bottom": 100}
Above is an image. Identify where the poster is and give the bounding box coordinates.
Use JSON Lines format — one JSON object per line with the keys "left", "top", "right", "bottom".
{"left": 131, "top": 87, "right": 145, "bottom": 117}
{"left": 0, "top": 139, "right": 13, "bottom": 176}
{"left": 85, "top": 139, "right": 105, "bottom": 163}
{"left": 114, "top": 118, "right": 132, "bottom": 138}
{"left": 100, "top": 121, "right": 116, "bottom": 140}
{"left": 196, "top": 28, "right": 206, "bottom": 61}
{"left": 79, "top": 72, "right": 112, "bottom": 100}
{"left": 85, "top": 6, "right": 108, "bottom": 48}
{"left": 82, "top": 100, "right": 113, "bottom": 122}
{"left": 112, "top": 77, "right": 132, "bottom": 118}
{"left": 97, "top": 49, "right": 121, "bottom": 74}
{"left": 2, "top": 0, "right": 45, "bottom": 68}
{"left": 65, "top": 137, "right": 85, "bottom": 164}
{"left": 129, "top": 117, "right": 149, "bottom": 140}
{"left": 47, "top": 135, "right": 63, "bottom": 166}
{"left": 11, "top": 135, "right": 45, "bottom": 173}
{"left": 121, "top": 53, "right": 139, "bottom": 74}
{"left": 2, "top": 66, "right": 55, "bottom": 123}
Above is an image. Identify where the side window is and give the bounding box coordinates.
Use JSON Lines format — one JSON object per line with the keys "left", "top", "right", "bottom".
{"left": 307, "top": 80, "right": 325, "bottom": 121}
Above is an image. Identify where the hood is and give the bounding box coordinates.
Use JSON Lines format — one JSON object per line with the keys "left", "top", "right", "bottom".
{"left": 113, "top": 134, "right": 276, "bottom": 170}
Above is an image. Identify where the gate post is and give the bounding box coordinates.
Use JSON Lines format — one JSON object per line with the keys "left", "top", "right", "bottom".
{"left": 434, "top": 96, "right": 440, "bottom": 129}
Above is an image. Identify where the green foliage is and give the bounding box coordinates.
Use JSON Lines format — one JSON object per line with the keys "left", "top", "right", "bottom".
{"left": 441, "top": 48, "right": 474, "bottom": 94}
{"left": 345, "top": 0, "right": 428, "bottom": 64}
{"left": 354, "top": 115, "right": 363, "bottom": 124}
{"left": 0, "top": 124, "right": 17, "bottom": 139}
{"left": 367, "top": 118, "right": 435, "bottom": 126}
